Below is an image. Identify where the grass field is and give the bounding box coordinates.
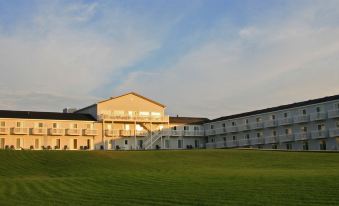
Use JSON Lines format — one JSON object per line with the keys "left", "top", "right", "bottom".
{"left": 0, "top": 149, "right": 339, "bottom": 206}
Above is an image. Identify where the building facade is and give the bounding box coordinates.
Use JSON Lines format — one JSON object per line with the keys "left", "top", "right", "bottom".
{"left": 0, "top": 92, "right": 338, "bottom": 151}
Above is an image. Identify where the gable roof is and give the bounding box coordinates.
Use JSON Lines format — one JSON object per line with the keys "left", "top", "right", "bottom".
{"left": 0, "top": 110, "right": 96, "bottom": 121}
{"left": 208, "top": 94, "right": 339, "bottom": 123}
{"left": 170, "top": 116, "right": 209, "bottom": 125}
{"left": 98, "top": 92, "right": 166, "bottom": 108}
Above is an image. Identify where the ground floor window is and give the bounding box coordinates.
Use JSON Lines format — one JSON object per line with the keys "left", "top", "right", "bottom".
{"left": 303, "top": 141, "right": 309, "bottom": 151}
{"left": 124, "top": 139, "right": 128, "bottom": 145}
{"left": 73, "top": 139, "right": 78, "bottom": 149}
{"left": 137, "top": 140, "right": 143, "bottom": 149}
{"left": 286, "top": 143, "right": 292, "bottom": 150}
{"left": 194, "top": 140, "right": 199, "bottom": 148}
{"left": 165, "top": 140, "right": 170, "bottom": 149}
{"left": 16, "top": 138, "right": 21, "bottom": 149}
{"left": 178, "top": 139, "right": 183, "bottom": 149}
{"left": 320, "top": 140, "right": 326, "bottom": 150}
{"left": 35, "top": 139, "right": 39, "bottom": 149}
{"left": 272, "top": 144, "right": 277, "bottom": 149}
{"left": 0, "top": 138, "right": 5, "bottom": 149}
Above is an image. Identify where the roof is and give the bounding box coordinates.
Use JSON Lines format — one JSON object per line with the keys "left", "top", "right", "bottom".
{"left": 76, "top": 92, "right": 166, "bottom": 113}
{"left": 209, "top": 94, "right": 339, "bottom": 123}
{"left": 98, "top": 92, "right": 166, "bottom": 108}
{"left": 169, "top": 116, "right": 209, "bottom": 125}
{"left": 0, "top": 110, "right": 96, "bottom": 121}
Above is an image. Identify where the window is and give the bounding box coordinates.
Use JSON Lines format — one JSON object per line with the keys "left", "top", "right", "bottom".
{"left": 257, "top": 132, "right": 262, "bottom": 138}
{"left": 285, "top": 128, "right": 292, "bottom": 134}
{"left": 151, "top": 112, "right": 161, "bottom": 116}
{"left": 286, "top": 143, "right": 292, "bottom": 150}
{"left": 320, "top": 140, "right": 326, "bottom": 150}
{"left": 194, "top": 126, "right": 200, "bottom": 131}
{"left": 139, "top": 111, "right": 150, "bottom": 116}
{"left": 194, "top": 140, "right": 199, "bottom": 148}
{"left": 271, "top": 115, "right": 276, "bottom": 120}
{"left": 165, "top": 140, "right": 170, "bottom": 149}
{"left": 232, "top": 136, "right": 236, "bottom": 141}
{"left": 232, "top": 122, "right": 236, "bottom": 126}
{"left": 273, "top": 130, "right": 277, "bottom": 136}
{"left": 184, "top": 126, "right": 189, "bottom": 131}
{"left": 336, "top": 121, "right": 339, "bottom": 128}
{"left": 211, "top": 138, "right": 215, "bottom": 143}
{"left": 301, "top": 126, "right": 308, "bottom": 132}
{"left": 303, "top": 141, "right": 309, "bottom": 150}
{"left": 86, "top": 124, "right": 92, "bottom": 129}
{"left": 222, "top": 123, "right": 226, "bottom": 127}
{"left": 316, "top": 107, "right": 321, "bottom": 113}
{"left": 223, "top": 137, "right": 226, "bottom": 141}
{"left": 318, "top": 124, "right": 325, "bottom": 131}
{"left": 246, "top": 134, "right": 250, "bottom": 139}
{"left": 210, "top": 125, "right": 214, "bottom": 129}
{"left": 35, "top": 122, "right": 43, "bottom": 128}
{"left": 125, "top": 124, "right": 130, "bottom": 130}
{"left": 0, "top": 121, "right": 5, "bottom": 127}
{"left": 302, "top": 109, "right": 307, "bottom": 115}
{"left": 52, "top": 123, "right": 58, "bottom": 128}
{"left": 284, "top": 113, "right": 288, "bottom": 118}
{"left": 256, "top": 117, "right": 261, "bottom": 122}
{"left": 71, "top": 123, "right": 78, "bottom": 129}
{"left": 172, "top": 126, "right": 177, "bottom": 131}
{"left": 16, "top": 122, "right": 24, "bottom": 128}
{"left": 124, "top": 140, "right": 128, "bottom": 145}
{"left": 178, "top": 139, "right": 183, "bottom": 149}
{"left": 245, "top": 119, "right": 249, "bottom": 124}
{"left": 272, "top": 144, "right": 277, "bottom": 149}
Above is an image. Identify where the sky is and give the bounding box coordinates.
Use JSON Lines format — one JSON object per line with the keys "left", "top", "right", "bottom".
{"left": 0, "top": 0, "right": 339, "bottom": 119}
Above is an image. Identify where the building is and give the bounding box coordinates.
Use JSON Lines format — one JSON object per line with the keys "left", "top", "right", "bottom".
{"left": 0, "top": 92, "right": 338, "bottom": 151}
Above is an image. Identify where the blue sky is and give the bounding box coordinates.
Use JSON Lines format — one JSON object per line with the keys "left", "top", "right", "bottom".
{"left": 0, "top": 0, "right": 339, "bottom": 118}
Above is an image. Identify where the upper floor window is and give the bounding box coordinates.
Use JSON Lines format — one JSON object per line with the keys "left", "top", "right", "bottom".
{"left": 284, "top": 113, "right": 288, "bottom": 118}
{"left": 16, "top": 122, "right": 24, "bottom": 128}
{"left": 0, "top": 121, "right": 5, "bottom": 127}
{"left": 301, "top": 109, "right": 307, "bottom": 115}
{"left": 256, "top": 132, "right": 262, "bottom": 138}
{"left": 301, "top": 126, "right": 307, "bottom": 132}
{"left": 151, "top": 112, "right": 161, "bottom": 116}
{"left": 285, "top": 128, "right": 292, "bottom": 134}
{"left": 256, "top": 117, "right": 261, "bottom": 122}
{"left": 184, "top": 126, "right": 189, "bottom": 131}
{"left": 245, "top": 119, "right": 249, "bottom": 124}
{"left": 317, "top": 124, "right": 325, "bottom": 131}
{"left": 316, "top": 107, "right": 321, "bottom": 113}
{"left": 336, "top": 121, "right": 339, "bottom": 128}
{"left": 71, "top": 123, "right": 78, "bottom": 129}
{"left": 86, "top": 124, "right": 93, "bottom": 129}
{"left": 271, "top": 115, "right": 276, "bottom": 120}
{"left": 52, "top": 123, "right": 59, "bottom": 128}
{"left": 232, "top": 136, "right": 236, "bottom": 141}
{"left": 139, "top": 111, "right": 150, "bottom": 116}
{"left": 223, "top": 137, "right": 226, "bottom": 141}
{"left": 35, "top": 122, "right": 44, "bottom": 128}
{"left": 245, "top": 134, "right": 250, "bottom": 139}
{"left": 222, "top": 123, "right": 226, "bottom": 128}
{"left": 194, "top": 126, "right": 200, "bottom": 131}
{"left": 272, "top": 130, "right": 277, "bottom": 136}
{"left": 124, "top": 124, "right": 130, "bottom": 130}
{"left": 231, "top": 122, "right": 236, "bottom": 126}
{"left": 172, "top": 126, "right": 177, "bottom": 131}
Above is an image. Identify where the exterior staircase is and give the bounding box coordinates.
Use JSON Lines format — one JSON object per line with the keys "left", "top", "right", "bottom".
{"left": 144, "top": 130, "right": 163, "bottom": 150}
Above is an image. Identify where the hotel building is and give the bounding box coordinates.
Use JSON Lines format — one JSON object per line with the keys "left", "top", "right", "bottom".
{"left": 0, "top": 92, "right": 338, "bottom": 151}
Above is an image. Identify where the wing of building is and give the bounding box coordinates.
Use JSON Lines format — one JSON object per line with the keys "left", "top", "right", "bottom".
{"left": 0, "top": 92, "right": 338, "bottom": 151}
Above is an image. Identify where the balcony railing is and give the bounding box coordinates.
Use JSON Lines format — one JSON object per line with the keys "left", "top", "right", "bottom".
{"left": 66, "top": 129, "right": 82, "bottom": 136}
{"left": 32, "top": 128, "right": 48, "bottom": 135}
{"left": 251, "top": 122, "right": 264, "bottom": 130}
{"left": 265, "top": 136, "right": 278, "bottom": 144}
{"left": 293, "top": 115, "right": 310, "bottom": 123}
{"left": 238, "top": 124, "right": 251, "bottom": 131}
{"left": 183, "top": 130, "right": 205, "bottom": 136}
{"left": 328, "top": 110, "right": 339, "bottom": 119}
{"left": 310, "top": 112, "right": 327, "bottom": 121}
{"left": 250, "top": 138, "right": 265, "bottom": 145}
{"left": 329, "top": 128, "right": 339, "bottom": 137}
{"left": 49, "top": 128, "right": 64, "bottom": 136}
{"left": 278, "top": 117, "right": 293, "bottom": 126}
{"left": 98, "top": 114, "right": 169, "bottom": 122}
{"left": 238, "top": 139, "right": 250, "bottom": 146}
{"left": 215, "top": 128, "right": 226, "bottom": 135}
{"left": 294, "top": 132, "right": 310, "bottom": 141}
{"left": 227, "top": 126, "right": 238, "bottom": 133}
{"left": 206, "top": 142, "right": 216, "bottom": 149}
{"left": 12, "top": 127, "right": 29, "bottom": 135}
{"left": 206, "top": 129, "right": 216, "bottom": 136}
{"left": 279, "top": 134, "right": 294, "bottom": 142}
{"left": 215, "top": 141, "right": 227, "bottom": 148}
{"left": 311, "top": 130, "right": 328, "bottom": 139}
{"left": 84, "top": 129, "right": 98, "bottom": 136}
{"left": 0, "top": 127, "right": 9, "bottom": 134}
{"left": 226, "top": 140, "right": 238, "bottom": 148}
{"left": 264, "top": 120, "right": 278, "bottom": 128}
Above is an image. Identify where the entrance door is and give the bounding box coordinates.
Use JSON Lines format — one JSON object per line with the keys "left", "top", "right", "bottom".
{"left": 138, "top": 140, "right": 143, "bottom": 149}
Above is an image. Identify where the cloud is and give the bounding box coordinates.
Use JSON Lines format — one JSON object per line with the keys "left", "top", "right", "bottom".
{"left": 0, "top": 1, "right": 161, "bottom": 111}
{"left": 114, "top": 1, "right": 339, "bottom": 118}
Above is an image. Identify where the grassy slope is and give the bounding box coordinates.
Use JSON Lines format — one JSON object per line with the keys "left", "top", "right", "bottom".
{"left": 0, "top": 149, "right": 339, "bottom": 206}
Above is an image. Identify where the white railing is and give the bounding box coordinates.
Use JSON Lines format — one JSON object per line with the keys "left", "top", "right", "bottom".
{"left": 227, "top": 126, "right": 238, "bottom": 133}
{"left": 311, "top": 130, "right": 328, "bottom": 139}
{"left": 279, "top": 134, "right": 294, "bottom": 142}
{"left": 205, "top": 129, "right": 216, "bottom": 136}
{"left": 215, "top": 141, "right": 227, "bottom": 148}
{"left": 265, "top": 136, "right": 278, "bottom": 144}
{"left": 84, "top": 129, "right": 98, "bottom": 136}
{"left": 293, "top": 115, "right": 309, "bottom": 123}
{"left": 329, "top": 128, "right": 339, "bottom": 137}
{"left": 250, "top": 138, "right": 265, "bottom": 145}
{"left": 278, "top": 118, "right": 293, "bottom": 126}
{"left": 250, "top": 122, "right": 264, "bottom": 130}
{"left": 226, "top": 140, "right": 238, "bottom": 148}
{"left": 32, "top": 128, "right": 48, "bottom": 135}
{"left": 215, "top": 128, "right": 226, "bottom": 135}
{"left": 98, "top": 114, "right": 169, "bottom": 122}
{"left": 238, "top": 124, "right": 251, "bottom": 131}
{"left": 238, "top": 139, "right": 250, "bottom": 146}
{"left": 0, "top": 127, "right": 9, "bottom": 134}
{"left": 49, "top": 128, "right": 64, "bottom": 136}
{"left": 328, "top": 110, "right": 339, "bottom": 118}
{"left": 264, "top": 120, "right": 278, "bottom": 128}
{"left": 206, "top": 142, "right": 217, "bottom": 149}
{"left": 294, "top": 132, "right": 310, "bottom": 141}
{"left": 66, "top": 129, "right": 82, "bottom": 136}
{"left": 12, "top": 127, "right": 29, "bottom": 135}
{"left": 310, "top": 112, "right": 327, "bottom": 121}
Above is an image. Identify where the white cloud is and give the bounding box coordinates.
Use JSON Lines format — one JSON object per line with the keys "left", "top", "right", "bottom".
{"left": 114, "top": 2, "right": 339, "bottom": 118}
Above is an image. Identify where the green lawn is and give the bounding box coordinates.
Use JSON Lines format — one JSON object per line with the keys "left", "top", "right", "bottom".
{"left": 0, "top": 149, "right": 339, "bottom": 205}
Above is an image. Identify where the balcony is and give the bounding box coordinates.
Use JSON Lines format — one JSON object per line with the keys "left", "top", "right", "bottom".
{"left": 311, "top": 130, "right": 328, "bottom": 139}
{"left": 98, "top": 114, "right": 170, "bottom": 123}
{"left": 265, "top": 136, "right": 278, "bottom": 144}
{"left": 0, "top": 127, "right": 9, "bottom": 135}
{"left": 215, "top": 128, "right": 226, "bottom": 135}
{"left": 294, "top": 132, "right": 310, "bottom": 141}
{"left": 329, "top": 128, "right": 339, "bottom": 137}
{"left": 66, "top": 129, "right": 82, "bottom": 136}
{"left": 226, "top": 140, "right": 238, "bottom": 148}
{"left": 310, "top": 112, "right": 327, "bottom": 121}
{"left": 328, "top": 110, "right": 339, "bottom": 119}
{"left": 251, "top": 122, "right": 263, "bottom": 130}
{"left": 49, "top": 128, "right": 64, "bottom": 136}
{"left": 183, "top": 130, "right": 205, "bottom": 136}
{"left": 12, "top": 127, "right": 29, "bottom": 135}
{"left": 206, "top": 142, "right": 216, "bottom": 149}
{"left": 264, "top": 120, "right": 278, "bottom": 128}
{"left": 279, "top": 134, "right": 294, "bottom": 142}
{"left": 227, "top": 126, "right": 238, "bottom": 133}
{"left": 250, "top": 138, "right": 265, "bottom": 145}
{"left": 215, "top": 141, "right": 227, "bottom": 148}
{"left": 84, "top": 129, "right": 98, "bottom": 136}
{"left": 238, "top": 139, "right": 250, "bottom": 146}
{"left": 278, "top": 117, "right": 293, "bottom": 126}
{"left": 294, "top": 115, "right": 310, "bottom": 123}
{"left": 238, "top": 124, "right": 251, "bottom": 131}
{"left": 32, "top": 128, "right": 48, "bottom": 135}
{"left": 206, "top": 129, "right": 216, "bottom": 136}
